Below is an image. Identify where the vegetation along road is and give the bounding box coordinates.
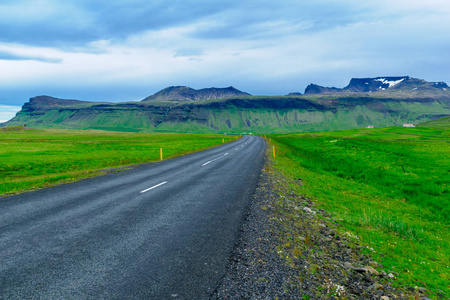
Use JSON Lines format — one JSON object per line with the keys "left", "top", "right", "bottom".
{"left": 0, "top": 135, "right": 266, "bottom": 299}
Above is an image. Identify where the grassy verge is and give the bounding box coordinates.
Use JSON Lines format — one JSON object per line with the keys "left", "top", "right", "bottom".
{"left": 0, "top": 127, "right": 236, "bottom": 197}
{"left": 269, "top": 126, "right": 449, "bottom": 298}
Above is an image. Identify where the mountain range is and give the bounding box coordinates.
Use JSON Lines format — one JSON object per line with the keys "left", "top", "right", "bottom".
{"left": 3, "top": 77, "right": 450, "bottom": 133}
{"left": 302, "top": 76, "right": 449, "bottom": 95}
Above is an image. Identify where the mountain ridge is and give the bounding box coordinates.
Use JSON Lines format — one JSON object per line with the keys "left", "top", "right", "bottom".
{"left": 304, "top": 76, "right": 450, "bottom": 95}
{"left": 3, "top": 77, "right": 450, "bottom": 133}
{"left": 141, "top": 86, "right": 250, "bottom": 102}
{"left": 27, "top": 95, "right": 97, "bottom": 106}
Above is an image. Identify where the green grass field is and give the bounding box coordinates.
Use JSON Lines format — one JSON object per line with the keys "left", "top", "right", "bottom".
{"left": 0, "top": 126, "right": 235, "bottom": 197}
{"left": 2, "top": 122, "right": 449, "bottom": 296}
{"left": 269, "top": 126, "right": 450, "bottom": 298}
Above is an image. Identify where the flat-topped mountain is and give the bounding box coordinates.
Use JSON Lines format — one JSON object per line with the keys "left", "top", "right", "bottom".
{"left": 142, "top": 86, "right": 250, "bottom": 102}
{"left": 26, "top": 95, "right": 96, "bottom": 107}
{"left": 304, "top": 76, "right": 450, "bottom": 94}
{"left": 345, "top": 77, "right": 409, "bottom": 92}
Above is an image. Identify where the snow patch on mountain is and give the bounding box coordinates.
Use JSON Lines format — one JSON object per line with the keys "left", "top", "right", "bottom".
{"left": 374, "top": 78, "right": 405, "bottom": 88}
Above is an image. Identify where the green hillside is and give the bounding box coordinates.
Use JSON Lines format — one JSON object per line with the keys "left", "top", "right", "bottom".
{"left": 418, "top": 116, "right": 450, "bottom": 128}
{"left": 5, "top": 94, "right": 450, "bottom": 134}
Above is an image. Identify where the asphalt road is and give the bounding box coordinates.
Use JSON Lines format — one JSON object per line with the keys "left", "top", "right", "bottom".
{"left": 0, "top": 135, "right": 266, "bottom": 299}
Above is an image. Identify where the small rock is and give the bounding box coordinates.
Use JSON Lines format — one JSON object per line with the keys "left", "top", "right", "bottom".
{"left": 387, "top": 273, "right": 395, "bottom": 279}
{"left": 371, "top": 283, "right": 383, "bottom": 290}
{"left": 380, "top": 296, "right": 390, "bottom": 300}
{"left": 303, "top": 207, "right": 316, "bottom": 214}
{"left": 318, "top": 223, "right": 326, "bottom": 228}
{"left": 364, "top": 266, "right": 379, "bottom": 275}
{"left": 414, "top": 286, "right": 427, "bottom": 293}
{"left": 354, "top": 267, "right": 368, "bottom": 273}
{"left": 344, "top": 262, "right": 355, "bottom": 269}
{"left": 381, "top": 270, "right": 387, "bottom": 277}
{"left": 369, "top": 261, "right": 379, "bottom": 267}
{"left": 347, "top": 285, "right": 361, "bottom": 295}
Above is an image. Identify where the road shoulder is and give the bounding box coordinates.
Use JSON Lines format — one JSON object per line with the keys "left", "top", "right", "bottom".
{"left": 212, "top": 157, "right": 421, "bottom": 299}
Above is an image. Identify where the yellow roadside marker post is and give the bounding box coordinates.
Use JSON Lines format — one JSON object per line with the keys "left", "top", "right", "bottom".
{"left": 273, "top": 146, "right": 275, "bottom": 158}
{"left": 160, "top": 148, "right": 163, "bottom": 160}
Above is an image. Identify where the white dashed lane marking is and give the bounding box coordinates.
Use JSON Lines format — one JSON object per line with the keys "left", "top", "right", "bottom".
{"left": 140, "top": 181, "right": 168, "bottom": 193}
{"left": 202, "top": 152, "right": 229, "bottom": 166}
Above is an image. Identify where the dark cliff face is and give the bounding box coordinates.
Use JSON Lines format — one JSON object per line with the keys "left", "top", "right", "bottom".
{"left": 142, "top": 86, "right": 251, "bottom": 102}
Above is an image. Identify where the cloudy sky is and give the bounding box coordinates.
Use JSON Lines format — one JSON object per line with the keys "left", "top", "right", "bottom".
{"left": 1, "top": 0, "right": 449, "bottom": 122}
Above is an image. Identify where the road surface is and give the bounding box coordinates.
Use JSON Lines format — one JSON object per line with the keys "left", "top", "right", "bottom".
{"left": 0, "top": 135, "right": 266, "bottom": 299}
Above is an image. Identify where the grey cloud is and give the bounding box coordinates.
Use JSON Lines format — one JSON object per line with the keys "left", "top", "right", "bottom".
{"left": 0, "top": 0, "right": 241, "bottom": 48}
{"left": 0, "top": 0, "right": 368, "bottom": 48}
{"left": 189, "top": 2, "right": 367, "bottom": 40}
{"left": 0, "top": 51, "right": 62, "bottom": 63}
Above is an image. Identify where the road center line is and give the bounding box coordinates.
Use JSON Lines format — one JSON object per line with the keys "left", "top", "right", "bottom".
{"left": 140, "top": 181, "right": 168, "bottom": 193}
{"left": 202, "top": 153, "right": 228, "bottom": 166}
{"left": 202, "top": 157, "right": 220, "bottom": 166}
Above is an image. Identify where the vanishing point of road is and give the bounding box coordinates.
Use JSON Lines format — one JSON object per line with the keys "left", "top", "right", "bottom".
{"left": 0, "top": 135, "right": 266, "bottom": 299}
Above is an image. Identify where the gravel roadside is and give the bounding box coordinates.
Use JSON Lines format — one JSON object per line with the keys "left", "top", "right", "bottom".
{"left": 212, "top": 158, "right": 430, "bottom": 299}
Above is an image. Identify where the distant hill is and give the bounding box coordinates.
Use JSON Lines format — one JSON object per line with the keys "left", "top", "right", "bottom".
{"left": 142, "top": 86, "right": 250, "bottom": 102}
{"left": 4, "top": 78, "right": 450, "bottom": 134}
{"left": 304, "top": 84, "right": 343, "bottom": 94}
{"left": 304, "top": 76, "right": 450, "bottom": 95}
{"left": 418, "top": 116, "right": 450, "bottom": 128}
{"left": 23, "top": 95, "right": 99, "bottom": 107}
